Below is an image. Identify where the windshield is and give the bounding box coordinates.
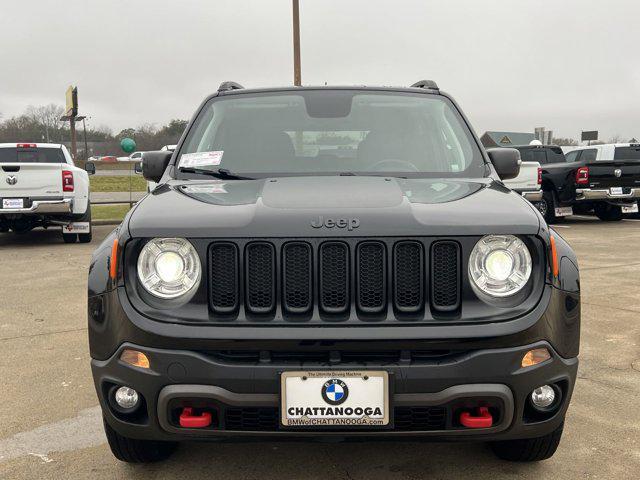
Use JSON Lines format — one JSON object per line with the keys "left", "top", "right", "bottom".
{"left": 177, "top": 90, "right": 486, "bottom": 178}
{"left": 0, "top": 147, "right": 66, "bottom": 163}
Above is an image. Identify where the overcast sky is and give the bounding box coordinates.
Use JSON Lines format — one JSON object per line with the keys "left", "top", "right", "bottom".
{"left": 1, "top": 0, "right": 639, "bottom": 141}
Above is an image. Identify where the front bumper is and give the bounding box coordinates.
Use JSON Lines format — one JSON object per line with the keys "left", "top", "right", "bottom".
{"left": 0, "top": 198, "right": 73, "bottom": 214}
{"left": 575, "top": 188, "right": 640, "bottom": 201}
{"left": 93, "top": 341, "right": 577, "bottom": 442}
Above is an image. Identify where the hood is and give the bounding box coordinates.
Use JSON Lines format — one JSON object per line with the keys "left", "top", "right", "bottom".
{"left": 127, "top": 176, "right": 540, "bottom": 238}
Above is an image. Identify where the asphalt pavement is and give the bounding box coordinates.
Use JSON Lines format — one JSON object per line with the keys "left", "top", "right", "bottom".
{"left": 0, "top": 218, "right": 639, "bottom": 479}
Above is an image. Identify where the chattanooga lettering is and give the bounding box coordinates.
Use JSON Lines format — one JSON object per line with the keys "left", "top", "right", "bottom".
{"left": 287, "top": 406, "right": 383, "bottom": 417}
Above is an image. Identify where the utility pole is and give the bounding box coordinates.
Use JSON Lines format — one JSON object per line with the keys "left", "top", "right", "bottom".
{"left": 292, "top": 0, "right": 301, "bottom": 86}
{"left": 70, "top": 118, "right": 77, "bottom": 159}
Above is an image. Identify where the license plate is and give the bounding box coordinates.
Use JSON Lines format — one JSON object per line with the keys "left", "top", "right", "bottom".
{"left": 62, "top": 222, "right": 90, "bottom": 233}
{"left": 622, "top": 204, "right": 639, "bottom": 214}
{"left": 610, "top": 187, "right": 624, "bottom": 196}
{"left": 554, "top": 206, "right": 573, "bottom": 217}
{"left": 281, "top": 370, "right": 389, "bottom": 427}
{"left": 2, "top": 198, "right": 23, "bottom": 209}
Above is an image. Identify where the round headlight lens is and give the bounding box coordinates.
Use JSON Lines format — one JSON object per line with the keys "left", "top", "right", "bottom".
{"left": 137, "top": 238, "right": 201, "bottom": 298}
{"left": 469, "top": 235, "right": 532, "bottom": 297}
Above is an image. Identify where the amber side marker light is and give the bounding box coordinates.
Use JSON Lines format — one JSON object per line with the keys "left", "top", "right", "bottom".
{"left": 522, "top": 348, "right": 551, "bottom": 368}
{"left": 120, "top": 349, "right": 150, "bottom": 369}
{"left": 550, "top": 236, "right": 559, "bottom": 278}
{"left": 109, "top": 238, "right": 119, "bottom": 279}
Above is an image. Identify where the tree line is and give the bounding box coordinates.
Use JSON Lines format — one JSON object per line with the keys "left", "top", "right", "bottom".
{"left": 0, "top": 104, "right": 187, "bottom": 158}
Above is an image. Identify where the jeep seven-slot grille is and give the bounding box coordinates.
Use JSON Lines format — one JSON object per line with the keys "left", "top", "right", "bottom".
{"left": 207, "top": 239, "right": 461, "bottom": 321}
{"left": 394, "top": 241, "right": 424, "bottom": 313}
{"left": 431, "top": 241, "right": 461, "bottom": 311}
{"left": 282, "top": 242, "right": 313, "bottom": 314}
{"left": 357, "top": 242, "right": 386, "bottom": 313}
{"left": 209, "top": 243, "right": 239, "bottom": 314}
{"left": 319, "top": 242, "right": 350, "bottom": 313}
{"left": 245, "top": 243, "right": 276, "bottom": 313}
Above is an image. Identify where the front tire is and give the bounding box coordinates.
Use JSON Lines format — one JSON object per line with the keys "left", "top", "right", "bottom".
{"left": 103, "top": 418, "right": 177, "bottom": 463}
{"left": 594, "top": 203, "right": 623, "bottom": 221}
{"left": 491, "top": 422, "right": 564, "bottom": 462}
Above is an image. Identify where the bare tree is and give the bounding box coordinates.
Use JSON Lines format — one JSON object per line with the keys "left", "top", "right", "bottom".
{"left": 25, "top": 104, "right": 65, "bottom": 142}
{"left": 552, "top": 137, "right": 578, "bottom": 146}
{"left": 607, "top": 134, "right": 623, "bottom": 143}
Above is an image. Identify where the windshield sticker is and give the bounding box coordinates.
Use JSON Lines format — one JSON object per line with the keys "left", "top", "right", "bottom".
{"left": 182, "top": 183, "right": 228, "bottom": 194}
{"left": 179, "top": 151, "right": 223, "bottom": 168}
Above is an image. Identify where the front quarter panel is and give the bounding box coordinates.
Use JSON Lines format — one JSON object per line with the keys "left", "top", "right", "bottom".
{"left": 551, "top": 229, "right": 580, "bottom": 293}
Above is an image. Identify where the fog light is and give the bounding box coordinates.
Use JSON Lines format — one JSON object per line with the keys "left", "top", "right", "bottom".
{"left": 530, "top": 385, "right": 555, "bottom": 409}
{"left": 114, "top": 386, "right": 139, "bottom": 410}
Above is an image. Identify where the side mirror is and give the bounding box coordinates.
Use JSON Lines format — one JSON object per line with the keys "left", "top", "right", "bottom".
{"left": 84, "top": 162, "right": 96, "bottom": 175}
{"left": 142, "top": 151, "right": 172, "bottom": 183}
{"left": 486, "top": 148, "right": 521, "bottom": 180}
{"left": 134, "top": 162, "right": 143, "bottom": 174}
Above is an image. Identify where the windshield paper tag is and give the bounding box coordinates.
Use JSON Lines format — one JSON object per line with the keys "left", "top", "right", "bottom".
{"left": 180, "top": 151, "right": 223, "bottom": 168}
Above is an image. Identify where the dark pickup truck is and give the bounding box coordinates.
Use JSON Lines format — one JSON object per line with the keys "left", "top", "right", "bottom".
{"left": 515, "top": 144, "right": 640, "bottom": 222}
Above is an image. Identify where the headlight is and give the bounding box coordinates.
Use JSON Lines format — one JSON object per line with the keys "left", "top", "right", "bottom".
{"left": 137, "top": 238, "right": 201, "bottom": 299}
{"left": 468, "top": 235, "right": 532, "bottom": 297}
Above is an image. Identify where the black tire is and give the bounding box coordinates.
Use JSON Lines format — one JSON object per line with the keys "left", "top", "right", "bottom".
{"left": 78, "top": 205, "right": 93, "bottom": 243}
{"left": 594, "top": 203, "right": 623, "bottom": 221}
{"left": 491, "top": 422, "right": 564, "bottom": 462}
{"left": 62, "top": 233, "right": 78, "bottom": 243}
{"left": 103, "top": 417, "right": 177, "bottom": 463}
{"left": 537, "top": 190, "right": 558, "bottom": 224}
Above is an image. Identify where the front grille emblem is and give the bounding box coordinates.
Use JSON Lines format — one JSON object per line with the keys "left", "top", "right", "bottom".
{"left": 6, "top": 175, "right": 18, "bottom": 185}
{"left": 614, "top": 168, "right": 622, "bottom": 178}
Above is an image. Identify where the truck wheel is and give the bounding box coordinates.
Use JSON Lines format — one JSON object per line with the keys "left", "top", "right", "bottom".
{"left": 537, "top": 190, "right": 558, "bottom": 224}
{"left": 78, "top": 205, "right": 93, "bottom": 243}
{"left": 594, "top": 203, "right": 623, "bottom": 221}
{"left": 103, "top": 418, "right": 177, "bottom": 463}
{"left": 490, "top": 422, "right": 564, "bottom": 462}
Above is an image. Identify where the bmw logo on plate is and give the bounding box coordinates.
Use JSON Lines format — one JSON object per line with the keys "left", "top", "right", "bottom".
{"left": 321, "top": 379, "right": 349, "bottom": 405}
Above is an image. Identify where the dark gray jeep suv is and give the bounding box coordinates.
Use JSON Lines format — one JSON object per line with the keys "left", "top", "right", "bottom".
{"left": 88, "top": 81, "right": 580, "bottom": 463}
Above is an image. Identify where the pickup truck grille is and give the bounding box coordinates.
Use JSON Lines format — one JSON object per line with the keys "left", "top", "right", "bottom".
{"left": 208, "top": 238, "right": 461, "bottom": 322}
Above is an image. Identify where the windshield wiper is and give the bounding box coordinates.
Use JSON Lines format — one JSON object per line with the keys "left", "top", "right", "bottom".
{"left": 179, "top": 167, "right": 253, "bottom": 180}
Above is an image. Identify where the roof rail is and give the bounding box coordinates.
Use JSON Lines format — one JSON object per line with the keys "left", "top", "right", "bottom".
{"left": 410, "top": 79, "right": 439, "bottom": 91}
{"left": 217, "top": 81, "right": 244, "bottom": 92}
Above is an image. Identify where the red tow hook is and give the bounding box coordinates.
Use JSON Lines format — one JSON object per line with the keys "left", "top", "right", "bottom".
{"left": 460, "top": 407, "right": 493, "bottom": 429}
{"left": 179, "top": 407, "right": 213, "bottom": 428}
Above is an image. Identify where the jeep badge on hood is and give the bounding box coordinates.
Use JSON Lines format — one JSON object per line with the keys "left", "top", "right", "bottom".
{"left": 311, "top": 216, "right": 360, "bottom": 231}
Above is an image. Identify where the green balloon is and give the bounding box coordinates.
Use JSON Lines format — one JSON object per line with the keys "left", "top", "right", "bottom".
{"left": 120, "top": 137, "right": 136, "bottom": 153}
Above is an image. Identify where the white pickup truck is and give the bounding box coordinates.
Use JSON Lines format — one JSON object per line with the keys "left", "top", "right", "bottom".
{"left": 0, "top": 143, "right": 94, "bottom": 243}
{"left": 501, "top": 158, "right": 542, "bottom": 203}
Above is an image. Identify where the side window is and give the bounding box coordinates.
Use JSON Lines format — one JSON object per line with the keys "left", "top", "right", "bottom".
{"left": 565, "top": 151, "right": 580, "bottom": 162}
{"left": 581, "top": 149, "right": 597, "bottom": 162}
